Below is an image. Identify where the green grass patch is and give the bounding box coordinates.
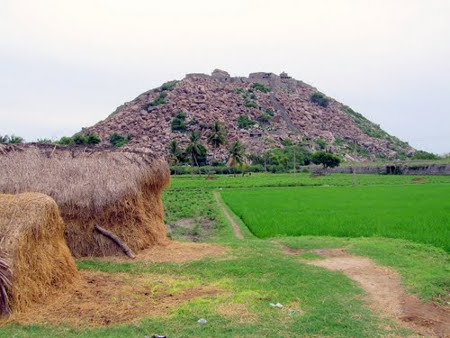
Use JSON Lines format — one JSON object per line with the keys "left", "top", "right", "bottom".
{"left": 168, "top": 172, "right": 450, "bottom": 190}
{"left": 277, "top": 236, "right": 450, "bottom": 304}
{"left": 221, "top": 184, "right": 450, "bottom": 251}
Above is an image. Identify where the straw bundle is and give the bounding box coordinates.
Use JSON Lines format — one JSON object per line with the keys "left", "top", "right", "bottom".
{"left": 0, "top": 192, "right": 77, "bottom": 314}
{"left": 0, "top": 144, "right": 170, "bottom": 257}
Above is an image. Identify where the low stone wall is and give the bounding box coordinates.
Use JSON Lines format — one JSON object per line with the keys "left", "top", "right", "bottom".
{"left": 326, "top": 163, "right": 450, "bottom": 175}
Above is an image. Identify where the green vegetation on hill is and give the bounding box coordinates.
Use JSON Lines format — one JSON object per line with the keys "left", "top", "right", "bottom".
{"left": 237, "top": 115, "right": 256, "bottom": 129}
{"left": 109, "top": 133, "right": 130, "bottom": 147}
{"left": 310, "top": 92, "right": 329, "bottom": 107}
{"left": 340, "top": 105, "right": 411, "bottom": 158}
{"left": 171, "top": 111, "right": 187, "bottom": 132}
{"left": 252, "top": 82, "right": 271, "bottom": 93}
{"left": 56, "top": 133, "right": 101, "bottom": 146}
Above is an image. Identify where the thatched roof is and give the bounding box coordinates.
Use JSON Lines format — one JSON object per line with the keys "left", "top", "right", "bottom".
{"left": 0, "top": 144, "right": 170, "bottom": 213}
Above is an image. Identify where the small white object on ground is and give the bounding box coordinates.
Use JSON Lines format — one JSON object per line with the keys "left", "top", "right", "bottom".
{"left": 270, "top": 303, "right": 283, "bottom": 308}
{"left": 198, "top": 318, "right": 207, "bottom": 325}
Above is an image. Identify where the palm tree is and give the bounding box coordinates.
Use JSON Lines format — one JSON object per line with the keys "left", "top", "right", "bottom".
{"left": 185, "top": 131, "right": 207, "bottom": 175}
{"left": 207, "top": 121, "right": 227, "bottom": 148}
{"left": 227, "top": 140, "right": 246, "bottom": 176}
{"left": 168, "top": 139, "right": 182, "bottom": 166}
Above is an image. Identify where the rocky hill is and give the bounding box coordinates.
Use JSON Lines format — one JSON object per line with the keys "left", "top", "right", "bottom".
{"left": 85, "top": 70, "right": 413, "bottom": 163}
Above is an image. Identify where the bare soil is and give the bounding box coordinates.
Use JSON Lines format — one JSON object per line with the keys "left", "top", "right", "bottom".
{"left": 97, "top": 241, "right": 228, "bottom": 263}
{"left": 278, "top": 244, "right": 450, "bottom": 338}
{"left": 3, "top": 270, "right": 222, "bottom": 327}
{"left": 214, "top": 191, "right": 244, "bottom": 240}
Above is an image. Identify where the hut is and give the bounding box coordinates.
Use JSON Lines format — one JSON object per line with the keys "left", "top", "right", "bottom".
{"left": 0, "top": 192, "right": 78, "bottom": 315}
{"left": 0, "top": 144, "right": 170, "bottom": 257}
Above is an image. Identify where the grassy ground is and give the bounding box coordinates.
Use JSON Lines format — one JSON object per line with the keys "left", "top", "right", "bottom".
{"left": 221, "top": 184, "right": 450, "bottom": 251}
{"left": 170, "top": 172, "right": 450, "bottom": 190}
{"left": 1, "top": 173, "right": 448, "bottom": 337}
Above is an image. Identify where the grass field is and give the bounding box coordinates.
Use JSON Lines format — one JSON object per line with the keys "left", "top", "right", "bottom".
{"left": 221, "top": 184, "right": 450, "bottom": 251}
{"left": 169, "top": 172, "right": 450, "bottom": 190}
{"left": 0, "top": 173, "right": 448, "bottom": 337}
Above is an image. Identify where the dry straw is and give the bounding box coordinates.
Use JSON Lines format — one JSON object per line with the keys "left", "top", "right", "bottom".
{"left": 0, "top": 144, "right": 170, "bottom": 257}
{"left": 0, "top": 192, "right": 78, "bottom": 314}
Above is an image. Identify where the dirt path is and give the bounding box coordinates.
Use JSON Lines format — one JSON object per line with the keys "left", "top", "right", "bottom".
{"left": 214, "top": 191, "right": 244, "bottom": 240}
{"left": 278, "top": 245, "right": 450, "bottom": 337}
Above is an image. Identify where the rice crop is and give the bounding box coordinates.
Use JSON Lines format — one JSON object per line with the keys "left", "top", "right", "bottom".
{"left": 221, "top": 184, "right": 450, "bottom": 251}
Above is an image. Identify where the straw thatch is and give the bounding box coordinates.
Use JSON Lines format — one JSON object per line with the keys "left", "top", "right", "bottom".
{"left": 0, "top": 144, "right": 170, "bottom": 257}
{"left": 0, "top": 192, "right": 78, "bottom": 314}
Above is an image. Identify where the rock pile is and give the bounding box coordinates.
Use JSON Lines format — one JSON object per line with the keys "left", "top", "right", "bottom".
{"left": 85, "top": 70, "right": 413, "bottom": 162}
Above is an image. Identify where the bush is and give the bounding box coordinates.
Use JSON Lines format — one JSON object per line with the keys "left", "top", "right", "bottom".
{"left": 86, "top": 133, "right": 101, "bottom": 144}
{"left": 265, "top": 108, "right": 275, "bottom": 116}
{"left": 171, "top": 112, "right": 187, "bottom": 132}
{"left": 57, "top": 136, "right": 74, "bottom": 145}
{"left": 310, "top": 92, "right": 329, "bottom": 108}
{"left": 150, "top": 92, "right": 167, "bottom": 107}
{"left": 257, "top": 113, "right": 271, "bottom": 124}
{"left": 315, "top": 138, "right": 327, "bottom": 150}
{"left": 412, "top": 150, "right": 440, "bottom": 160}
{"left": 73, "top": 134, "right": 88, "bottom": 145}
{"left": 109, "top": 133, "right": 130, "bottom": 147}
{"left": 244, "top": 101, "right": 258, "bottom": 108}
{"left": 311, "top": 151, "right": 341, "bottom": 168}
{"left": 252, "top": 83, "right": 271, "bottom": 93}
{"left": 161, "top": 80, "right": 178, "bottom": 91}
{"left": 237, "top": 115, "right": 256, "bottom": 129}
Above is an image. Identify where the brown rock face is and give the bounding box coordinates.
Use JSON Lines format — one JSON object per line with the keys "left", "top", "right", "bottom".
{"left": 85, "top": 70, "right": 413, "bottom": 162}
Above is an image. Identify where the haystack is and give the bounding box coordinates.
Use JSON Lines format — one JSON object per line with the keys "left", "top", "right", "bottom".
{"left": 0, "top": 192, "right": 77, "bottom": 315}
{"left": 0, "top": 144, "right": 170, "bottom": 257}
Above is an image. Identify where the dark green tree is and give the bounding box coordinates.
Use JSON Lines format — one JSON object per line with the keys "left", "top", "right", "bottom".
{"left": 185, "top": 131, "right": 207, "bottom": 169}
{"left": 311, "top": 151, "right": 341, "bottom": 168}
{"left": 168, "top": 139, "right": 182, "bottom": 165}
{"left": 228, "top": 140, "right": 246, "bottom": 176}
{"left": 207, "top": 121, "right": 227, "bottom": 148}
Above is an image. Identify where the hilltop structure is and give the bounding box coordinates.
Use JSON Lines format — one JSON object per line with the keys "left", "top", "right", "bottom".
{"left": 85, "top": 70, "right": 413, "bottom": 162}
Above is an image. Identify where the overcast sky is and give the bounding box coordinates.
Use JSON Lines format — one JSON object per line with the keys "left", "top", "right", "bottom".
{"left": 1, "top": 0, "right": 449, "bottom": 153}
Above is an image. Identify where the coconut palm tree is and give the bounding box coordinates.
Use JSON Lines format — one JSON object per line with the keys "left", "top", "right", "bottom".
{"left": 207, "top": 121, "right": 227, "bottom": 148}
{"left": 168, "top": 139, "right": 182, "bottom": 166}
{"left": 185, "top": 131, "right": 207, "bottom": 175}
{"left": 227, "top": 140, "right": 246, "bottom": 176}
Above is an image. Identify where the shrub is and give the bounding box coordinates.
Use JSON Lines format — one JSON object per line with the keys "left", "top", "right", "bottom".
{"left": 57, "top": 136, "right": 74, "bottom": 145}
{"left": 171, "top": 112, "right": 187, "bottom": 132}
{"left": 237, "top": 115, "right": 256, "bottom": 129}
{"left": 150, "top": 92, "right": 167, "bottom": 107}
{"left": 257, "top": 113, "right": 271, "bottom": 124}
{"left": 265, "top": 108, "right": 275, "bottom": 116}
{"left": 412, "top": 150, "right": 440, "bottom": 160}
{"left": 281, "top": 138, "right": 293, "bottom": 146}
{"left": 244, "top": 101, "right": 258, "bottom": 108}
{"left": 311, "top": 151, "right": 341, "bottom": 168}
{"left": 315, "top": 138, "right": 327, "bottom": 150}
{"left": 73, "top": 134, "right": 88, "bottom": 145}
{"left": 109, "top": 133, "right": 130, "bottom": 147}
{"left": 252, "top": 82, "right": 271, "bottom": 93}
{"left": 310, "top": 92, "right": 329, "bottom": 108}
{"left": 86, "top": 133, "right": 101, "bottom": 144}
{"left": 161, "top": 80, "right": 178, "bottom": 91}
{"left": 69, "top": 133, "right": 101, "bottom": 145}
